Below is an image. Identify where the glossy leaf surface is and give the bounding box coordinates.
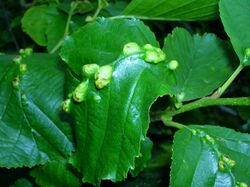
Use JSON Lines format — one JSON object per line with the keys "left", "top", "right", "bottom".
{"left": 163, "top": 28, "right": 234, "bottom": 101}
{"left": 171, "top": 125, "right": 250, "bottom": 186}
{"left": 123, "top": 0, "right": 219, "bottom": 21}
{"left": 0, "top": 54, "right": 73, "bottom": 168}
{"left": 60, "top": 18, "right": 159, "bottom": 75}
{"left": 220, "top": 0, "right": 250, "bottom": 65}
{"left": 61, "top": 18, "right": 173, "bottom": 185}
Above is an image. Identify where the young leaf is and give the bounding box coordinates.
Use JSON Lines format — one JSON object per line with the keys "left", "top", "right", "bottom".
{"left": 163, "top": 28, "right": 234, "bottom": 101}
{"left": 123, "top": 0, "right": 219, "bottom": 21}
{"left": 171, "top": 125, "right": 250, "bottom": 186}
{"left": 60, "top": 18, "right": 159, "bottom": 75}
{"left": 30, "top": 159, "right": 81, "bottom": 187}
{"left": 22, "top": 5, "right": 67, "bottom": 51}
{"left": 220, "top": 0, "right": 250, "bottom": 65}
{"left": 0, "top": 54, "right": 73, "bottom": 168}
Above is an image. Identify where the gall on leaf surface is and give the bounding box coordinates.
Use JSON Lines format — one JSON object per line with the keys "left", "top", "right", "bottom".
{"left": 171, "top": 125, "right": 250, "bottom": 187}
{"left": 163, "top": 28, "right": 234, "bottom": 101}
{"left": 0, "top": 54, "right": 73, "bottom": 168}
{"left": 61, "top": 18, "right": 174, "bottom": 186}
{"left": 60, "top": 18, "right": 159, "bottom": 75}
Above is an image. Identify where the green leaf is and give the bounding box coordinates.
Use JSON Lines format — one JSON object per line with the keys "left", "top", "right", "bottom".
{"left": 30, "top": 159, "right": 81, "bottom": 187}
{"left": 123, "top": 0, "right": 219, "bottom": 21}
{"left": 61, "top": 18, "right": 174, "bottom": 185}
{"left": 220, "top": 0, "right": 250, "bottom": 65}
{"left": 22, "top": 5, "right": 67, "bottom": 51}
{"left": 163, "top": 28, "right": 234, "bottom": 101}
{"left": 171, "top": 125, "right": 250, "bottom": 186}
{"left": 60, "top": 18, "right": 159, "bottom": 75}
{"left": 68, "top": 55, "right": 172, "bottom": 185}
{"left": 0, "top": 54, "right": 73, "bottom": 168}
{"left": 238, "top": 106, "right": 250, "bottom": 121}
{"left": 10, "top": 178, "right": 33, "bottom": 187}
{"left": 103, "top": 1, "right": 129, "bottom": 16}
{"left": 130, "top": 137, "right": 153, "bottom": 177}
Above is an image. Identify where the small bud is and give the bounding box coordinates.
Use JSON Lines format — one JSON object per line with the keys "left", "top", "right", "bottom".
{"left": 82, "top": 64, "right": 100, "bottom": 77}
{"left": 73, "top": 81, "right": 88, "bottom": 102}
{"left": 168, "top": 60, "right": 179, "bottom": 70}
{"left": 123, "top": 42, "right": 141, "bottom": 56}
{"left": 85, "top": 15, "right": 94, "bottom": 22}
{"left": 13, "top": 56, "right": 22, "bottom": 64}
{"left": 95, "top": 65, "right": 113, "bottom": 89}
{"left": 12, "top": 76, "right": 20, "bottom": 89}
{"left": 19, "top": 64, "right": 27, "bottom": 73}
{"left": 245, "top": 48, "right": 250, "bottom": 58}
{"left": 62, "top": 99, "right": 71, "bottom": 112}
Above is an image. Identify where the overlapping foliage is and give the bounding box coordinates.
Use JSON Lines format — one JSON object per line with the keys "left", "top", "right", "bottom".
{"left": 0, "top": 0, "right": 250, "bottom": 186}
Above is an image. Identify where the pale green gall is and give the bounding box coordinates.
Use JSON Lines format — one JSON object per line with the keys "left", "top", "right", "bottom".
{"left": 62, "top": 99, "right": 71, "bottom": 112}
{"left": 13, "top": 56, "right": 22, "bottom": 64}
{"left": 227, "top": 159, "right": 236, "bottom": 168}
{"left": 73, "top": 81, "right": 88, "bottom": 102}
{"left": 168, "top": 60, "right": 179, "bottom": 70}
{"left": 245, "top": 48, "right": 250, "bottom": 58}
{"left": 176, "top": 92, "right": 185, "bottom": 103}
{"left": 144, "top": 49, "right": 166, "bottom": 64}
{"left": 82, "top": 64, "right": 100, "bottom": 77}
{"left": 19, "top": 64, "right": 27, "bottom": 73}
{"left": 19, "top": 48, "right": 33, "bottom": 57}
{"left": 95, "top": 65, "right": 113, "bottom": 89}
{"left": 123, "top": 42, "right": 141, "bottom": 56}
{"left": 12, "top": 76, "right": 20, "bottom": 89}
{"left": 218, "top": 161, "right": 226, "bottom": 172}
{"left": 205, "top": 134, "right": 215, "bottom": 144}
{"left": 142, "top": 44, "right": 154, "bottom": 51}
